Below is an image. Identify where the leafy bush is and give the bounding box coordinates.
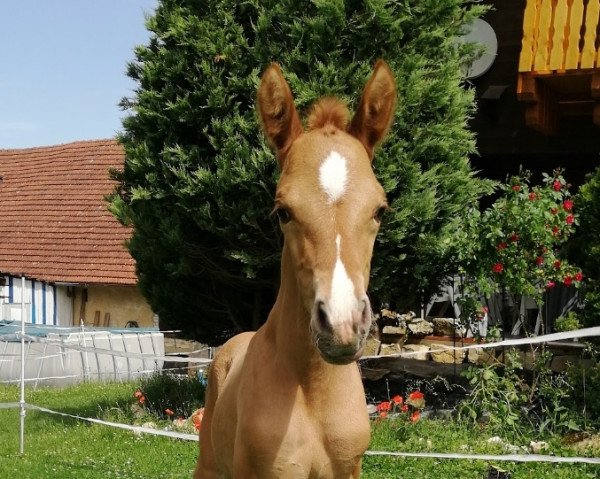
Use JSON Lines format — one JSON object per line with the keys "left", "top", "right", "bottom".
{"left": 134, "top": 371, "right": 205, "bottom": 420}
{"left": 108, "top": 0, "right": 492, "bottom": 343}
{"left": 458, "top": 349, "right": 581, "bottom": 440}
{"left": 566, "top": 166, "right": 600, "bottom": 327}
{"left": 454, "top": 171, "right": 582, "bottom": 333}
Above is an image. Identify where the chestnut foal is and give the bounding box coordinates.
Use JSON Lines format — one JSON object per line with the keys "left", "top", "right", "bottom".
{"left": 194, "top": 60, "right": 396, "bottom": 479}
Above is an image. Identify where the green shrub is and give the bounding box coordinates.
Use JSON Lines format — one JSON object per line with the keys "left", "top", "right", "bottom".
{"left": 135, "top": 371, "right": 205, "bottom": 419}
{"left": 108, "top": 0, "right": 492, "bottom": 343}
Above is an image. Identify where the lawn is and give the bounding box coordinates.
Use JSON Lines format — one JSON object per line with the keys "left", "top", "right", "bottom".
{"left": 1, "top": 382, "right": 599, "bottom": 478}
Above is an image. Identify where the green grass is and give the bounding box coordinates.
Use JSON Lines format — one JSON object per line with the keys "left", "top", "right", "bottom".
{"left": 1, "top": 382, "right": 599, "bottom": 478}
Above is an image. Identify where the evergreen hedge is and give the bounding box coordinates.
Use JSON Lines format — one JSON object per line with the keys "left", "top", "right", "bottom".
{"left": 109, "top": 0, "right": 491, "bottom": 344}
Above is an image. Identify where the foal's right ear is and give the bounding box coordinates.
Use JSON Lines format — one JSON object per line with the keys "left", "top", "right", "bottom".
{"left": 257, "top": 64, "right": 303, "bottom": 167}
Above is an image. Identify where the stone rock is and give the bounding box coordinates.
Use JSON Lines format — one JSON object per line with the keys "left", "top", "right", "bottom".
{"left": 407, "top": 319, "right": 434, "bottom": 336}
{"left": 380, "top": 343, "right": 402, "bottom": 356}
{"left": 429, "top": 343, "right": 465, "bottom": 364}
{"left": 382, "top": 325, "right": 407, "bottom": 335}
{"left": 398, "top": 311, "right": 417, "bottom": 322}
{"left": 363, "top": 337, "right": 381, "bottom": 356}
{"left": 401, "top": 344, "right": 430, "bottom": 360}
{"left": 432, "top": 317, "right": 465, "bottom": 338}
{"left": 467, "top": 347, "right": 496, "bottom": 365}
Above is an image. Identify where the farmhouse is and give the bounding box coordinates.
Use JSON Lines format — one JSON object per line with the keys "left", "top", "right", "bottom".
{"left": 0, "top": 139, "right": 155, "bottom": 328}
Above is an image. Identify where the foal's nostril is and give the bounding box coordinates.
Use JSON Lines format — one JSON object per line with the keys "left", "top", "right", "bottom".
{"left": 316, "top": 301, "right": 331, "bottom": 333}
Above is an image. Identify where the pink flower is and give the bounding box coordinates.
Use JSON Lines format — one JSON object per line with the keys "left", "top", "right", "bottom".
{"left": 401, "top": 404, "right": 409, "bottom": 412}
{"left": 165, "top": 408, "right": 174, "bottom": 416}
{"left": 564, "top": 275, "right": 573, "bottom": 287}
{"left": 139, "top": 395, "right": 146, "bottom": 405}
{"left": 553, "top": 180, "right": 561, "bottom": 191}
{"left": 379, "top": 411, "right": 388, "bottom": 418}
{"left": 563, "top": 199, "right": 574, "bottom": 211}
{"left": 492, "top": 263, "right": 504, "bottom": 273}
{"left": 575, "top": 272, "right": 584, "bottom": 282}
{"left": 512, "top": 185, "right": 521, "bottom": 192}
{"left": 134, "top": 390, "right": 143, "bottom": 399}
{"left": 566, "top": 214, "right": 574, "bottom": 225}
{"left": 546, "top": 281, "right": 556, "bottom": 289}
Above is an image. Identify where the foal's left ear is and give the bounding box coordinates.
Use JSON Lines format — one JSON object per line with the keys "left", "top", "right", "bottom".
{"left": 257, "top": 63, "right": 303, "bottom": 167}
{"left": 348, "top": 60, "right": 397, "bottom": 160}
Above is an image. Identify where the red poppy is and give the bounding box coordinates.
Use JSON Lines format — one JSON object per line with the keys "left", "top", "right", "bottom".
{"left": 165, "top": 408, "right": 174, "bottom": 416}
{"left": 512, "top": 185, "right": 521, "bottom": 192}
{"left": 564, "top": 275, "right": 573, "bottom": 287}
{"left": 563, "top": 199, "right": 574, "bottom": 211}
{"left": 377, "top": 401, "right": 391, "bottom": 412}
{"left": 528, "top": 192, "right": 537, "bottom": 200}
{"left": 575, "top": 272, "right": 584, "bottom": 282}
{"left": 410, "top": 410, "right": 421, "bottom": 422}
{"left": 553, "top": 180, "right": 561, "bottom": 191}
{"left": 546, "top": 281, "right": 556, "bottom": 289}
{"left": 492, "top": 263, "right": 504, "bottom": 273}
{"left": 408, "top": 391, "right": 425, "bottom": 401}
{"left": 392, "top": 395, "right": 403, "bottom": 406}
{"left": 554, "top": 260, "right": 561, "bottom": 269}
{"left": 497, "top": 242, "right": 508, "bottom": 251}
{"left": 566, "top": 214, "right": 574, "bottom": 225}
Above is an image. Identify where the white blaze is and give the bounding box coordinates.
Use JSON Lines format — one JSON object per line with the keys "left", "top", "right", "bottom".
{"left": 319, "top": 150, "right": 348, "bottom": 202}
{"left": 329, "top": 235, "right": 356, "bottom": 325}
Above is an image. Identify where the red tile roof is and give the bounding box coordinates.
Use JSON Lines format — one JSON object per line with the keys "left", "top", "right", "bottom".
{"left": 0, "top": 139, "right": 137, "bottom": 285}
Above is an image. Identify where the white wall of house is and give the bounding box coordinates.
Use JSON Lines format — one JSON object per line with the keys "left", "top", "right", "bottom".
{"left": 0, "top": 275, "right": 73, "bottom": 326}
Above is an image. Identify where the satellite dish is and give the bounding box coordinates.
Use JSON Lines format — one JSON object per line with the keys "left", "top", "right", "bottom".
{"left": 459, "top": 19, "right": 498, "bottom": 79}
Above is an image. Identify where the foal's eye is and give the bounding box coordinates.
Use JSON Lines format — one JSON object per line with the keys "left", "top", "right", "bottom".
{"left": 374, "top": 205, "right": 388, "bottom": 223}
{"left": 276, "top": 207, "right": 292, "bottom": 224}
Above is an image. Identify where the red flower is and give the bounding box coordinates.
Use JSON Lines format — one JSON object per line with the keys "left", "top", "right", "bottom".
{"left": 191, "top": 408, "right": 204, "bottom": 431}
{"left": 492, "top": 263, "right": 504, "bottom": 273}
{"left": 575, "top": 272, "right": 584, "bottom": 282}
{"left": 550, "top": 207, "right": 558, "bottom": 215}
{"left": 377, "top": 401, "right": 391, "bottom": 413}
{"left": 563, "top": 199, "right": 574, "bottom": 211}
{"left": 408, "top": 391, "right": 425, "bottom": 401}
{"left": 564, "top": 275, "right": 573, "bottom": 287}
{"left": 512, "top": 185, "right": 521, "bottom": 192}
{"left": 554, "top": 260, "right": 561, "bottom": 269}
{"left": 401, "top": 404, "right": 409, "bottom": 412}
{"left": 535, "top": 256, "right": 544, "bottom": 266}
{"left": 546, "top": 281, "right": 556, "bottom": 289}
{"left": 134, "top": 390, "right": 143, "bottom": 399}
{"left": 410, "top": 410, "right": 421, "bottom": 423}
{"left": 392, "top": 395, "right": 403, "bottom": 406}
{"left": 553, "top": 180, "right": 561, "bottom": 191}
{"left": 139, "top": 395, "right": 146, "bottom": 405}
{"left": 552, "top": 226, "right": 560, "bottom": 235}
{"left": 566, "top": 214, "right": 574, "bottom": 225}
{"left": 379, "top": 411, "right": 388, "bottom": 419}
{"left": 528, "top": 192, "right": 537, "bottom": 200}
{"left": 497, "top": 242, "right": 508, "bottom": 251}
{"left": 510, "top": 233, "right": 519, "bottom": 242}
{"left": 165, "top": 408, "right": 174, "bottom": 416}
{"left": 481, "top": 305, "right": 489, "bottom": 314}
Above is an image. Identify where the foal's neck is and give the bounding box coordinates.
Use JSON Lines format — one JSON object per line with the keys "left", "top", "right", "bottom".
{"left": 264, "top": 246, "right": 342, "bottom": 383}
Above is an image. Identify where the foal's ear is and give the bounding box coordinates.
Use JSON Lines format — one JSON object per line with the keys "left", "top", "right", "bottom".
{"left": 257, "top": 63, "right": 303, "bottom": 166}
{"left": 348, "top": 60, "right": 397, "bottom": 160}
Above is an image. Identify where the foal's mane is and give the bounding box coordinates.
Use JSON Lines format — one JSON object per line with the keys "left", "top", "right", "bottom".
{"left": 306, "top": 97, "right": 349, "bottom": 132}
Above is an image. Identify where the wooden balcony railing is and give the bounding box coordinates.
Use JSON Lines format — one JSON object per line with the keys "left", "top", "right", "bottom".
{"left": 517, "top": 0, "right": 600, "bottom": 134}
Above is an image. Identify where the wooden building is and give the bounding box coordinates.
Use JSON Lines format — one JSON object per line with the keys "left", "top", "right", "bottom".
{"left": 470, "top": 0, "right": 600, "bottom": 186}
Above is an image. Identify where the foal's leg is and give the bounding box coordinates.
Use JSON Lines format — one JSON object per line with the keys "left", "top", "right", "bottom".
{"left": 350, "top": 459, "right": 362, "bottom": 478}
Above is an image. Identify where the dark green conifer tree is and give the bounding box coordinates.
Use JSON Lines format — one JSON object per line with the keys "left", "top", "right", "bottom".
{"left": 109, "top": 0, "right": 491, "bottom": 344}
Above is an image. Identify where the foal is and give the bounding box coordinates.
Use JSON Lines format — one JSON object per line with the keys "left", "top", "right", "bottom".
{"left": 194, "top": 60, "right": 396, "bottom": 479}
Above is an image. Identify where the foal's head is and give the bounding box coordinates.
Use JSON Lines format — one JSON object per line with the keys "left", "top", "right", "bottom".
{"left": 258, "top": 61, "right": 396, "bottom": 365}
